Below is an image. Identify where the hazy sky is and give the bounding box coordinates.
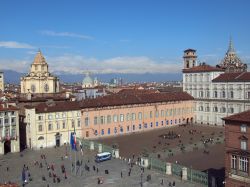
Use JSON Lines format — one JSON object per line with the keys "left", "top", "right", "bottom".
{"left": 1, "top": 0, "right": 250, "bottom": 74}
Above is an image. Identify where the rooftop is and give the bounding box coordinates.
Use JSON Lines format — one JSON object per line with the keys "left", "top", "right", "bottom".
{"left": 80, "top": 91, "right": 193, "bottom": 109}
{"left": 25, "top": 101, "right": 80, "bottom": 113}
{"left": 33, "top": 50, "right": 47, "bottom": 64}
{"left": 212, "top": 72, "right": 250, "bottom": 82}
{"left": 183, "top": 63, "right": 224, "bottom": 73}
{"left": 223, "top": 110, "right": 250, "bottom": 123}
{"left": 184, "top": 49, "right": 196, "bottom": 52}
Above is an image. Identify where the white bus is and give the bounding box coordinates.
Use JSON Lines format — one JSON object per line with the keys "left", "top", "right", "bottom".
{"left": 95, "top": 152, "right": 112, "bottom": 163}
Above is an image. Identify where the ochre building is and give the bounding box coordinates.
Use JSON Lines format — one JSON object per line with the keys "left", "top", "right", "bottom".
{"left": 80, "top": 90, "right": 194, "bottom": 139}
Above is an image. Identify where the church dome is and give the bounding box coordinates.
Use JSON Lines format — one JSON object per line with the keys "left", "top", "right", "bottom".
{"left": 218, "top": 38, "right": 247, "bottom": 73}
{"left": 82, "top": 73, "right": 94, "bottom": 88}
{"left": 33, "top": 50, "right": 47, "bottom": 64}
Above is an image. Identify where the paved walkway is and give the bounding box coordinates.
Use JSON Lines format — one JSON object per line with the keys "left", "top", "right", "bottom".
{"left": 0, "top": 146, "right": 203, "bottom": 187}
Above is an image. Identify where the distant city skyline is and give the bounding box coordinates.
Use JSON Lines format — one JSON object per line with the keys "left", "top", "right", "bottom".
{"left": 1, "top": 0, "right": 250, "bottom": 74}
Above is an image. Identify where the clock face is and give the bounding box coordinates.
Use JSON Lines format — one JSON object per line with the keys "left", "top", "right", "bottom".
{"left": 44, "top": 83, "right": 49, "bottom": 92}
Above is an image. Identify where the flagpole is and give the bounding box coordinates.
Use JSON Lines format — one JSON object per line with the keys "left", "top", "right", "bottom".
{"left": 74, "top": 127, "right": 77, "bottom": 176}
{"left": 70, "top": 133, "right": 72, "bottom": 174}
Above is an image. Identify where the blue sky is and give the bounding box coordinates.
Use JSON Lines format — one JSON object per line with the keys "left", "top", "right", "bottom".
{"left": 0, "top": 0, "right": 250, "bottom": 74}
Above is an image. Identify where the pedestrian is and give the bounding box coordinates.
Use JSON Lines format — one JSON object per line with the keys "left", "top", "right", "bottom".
{"left": 93, "top": 165, "right": 96, "bottom": 171}
{"left": 172, "top": 181, "right": 175, "bottom": 186}
{"left": 161, "top": 179, "right": 164, "bottom": 185}
{"left": 6, "top": 167, "right": 9, "bottom": 171}
{"left": 128, "top": 171, "right": 130, "bottom": 176}
{"left": 97, "top": 168, "right": 99, "bottom": 173}
{"left": 121, "top": 171, "right": 123, "bottom": 178}
{"left": 64, "top": 171, "right": 67, "bottom": 179}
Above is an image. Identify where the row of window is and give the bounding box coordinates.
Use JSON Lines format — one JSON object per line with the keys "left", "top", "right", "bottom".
{"left": 0, "top": 117, "right": 16, "bottom": 125}
{"left": 91, "top": 119, "right": 181, "bottom": 136}
{"left": 38, "top": 119, "right": 81, "bottom": 132}
{"left": 231, "top": 155, "right": 249, "bottom": 173}
{"left": 184, "top": 74, "right": 210, "bottom": 82}
{"left": 198, "top": 106, "right": 234, "bottom": 113}
{"left": 85, "top": 109, "right": 192, "bottom": 126}
{"left": 38, "top": 112, "right": 81, "bottom": 120}
{"left": 0, "top": 128, "right": 16, "bottom": 138}
{"left": 0, "top": 111, "right": 16, "bottom": 117}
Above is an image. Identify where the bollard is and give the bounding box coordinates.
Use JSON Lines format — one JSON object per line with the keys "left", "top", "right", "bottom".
{"left": 114, "top": 149, "right": 119, "bottom": 158}
{"left": 90, "top": 141, "right": 94, "bottom": 150}
{"left": 166, "top": 162, "right": 172, "bottom": 175}
{"left": 98, "top": 144, "right": 102, "bottom": 153}
{"left": 141, "top": 158, "right": 149, "bottom": 168}
{"left": 182, "top": 167, "right": 188, "bottom": 180}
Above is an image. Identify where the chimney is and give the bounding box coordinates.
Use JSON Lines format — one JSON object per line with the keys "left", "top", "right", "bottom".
{"left": 66, "top": 91, "right": 70, "bottom": 99}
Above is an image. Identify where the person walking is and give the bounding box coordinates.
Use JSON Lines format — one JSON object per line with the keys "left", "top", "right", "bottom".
{"left": 121, "top": 171, "right": 123, "bottom": 178}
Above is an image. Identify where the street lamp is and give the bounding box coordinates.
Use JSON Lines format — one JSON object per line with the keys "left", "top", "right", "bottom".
{"left": 140, "top": 172, "right": 143, "bottom": 187}
{"left": 222, "top": 181, "right": 226, "bottom": 186}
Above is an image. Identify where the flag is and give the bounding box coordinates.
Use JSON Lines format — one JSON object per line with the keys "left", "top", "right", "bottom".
{"left": 70, "top": 128, "right": 77, "bottom": 151}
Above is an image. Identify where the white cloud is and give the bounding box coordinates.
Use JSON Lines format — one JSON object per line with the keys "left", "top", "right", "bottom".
{"left": 0, "top": 54, "right": 182, "bottom": 74}
{"left": 47, "top": 55, "right": 181, "bottom": 74}
{"left": 40, "top": 30, "right": 93, "bottom": 40}
{"left": 0, "top": 59, "right": 30, "bottom": 72}
{"left": 0, "top": 41, "right": 35, "bottom": 49}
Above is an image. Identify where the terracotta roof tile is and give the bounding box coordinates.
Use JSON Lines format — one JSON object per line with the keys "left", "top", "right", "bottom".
{"left": 223, "top": 110, "right": 250, "bottom": 123}
{"left": 27, "top": 101, "right": 80, "bottom": 113}
{"left": 222, "top": 110, "right": 250, "bottom": 123}
{"left": 0, "top": 103, "right": 18, "bottom": 112}
{"left": 80, "top": 91, "right": 193, "bottom": 109}
{"left": 183, "top": 63, "right": 224, "bottom": 73}
{"left": 212, "top": 72, "right": 250, "bottom": 82}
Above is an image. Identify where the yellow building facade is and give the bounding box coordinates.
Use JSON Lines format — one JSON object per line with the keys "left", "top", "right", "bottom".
{"left": 25, "top": 102, "right": 81, "bottom": 149}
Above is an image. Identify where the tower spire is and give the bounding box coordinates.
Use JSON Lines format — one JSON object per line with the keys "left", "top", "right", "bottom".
{"left": 227, "top": 36, "right": 235, "bottom": 53}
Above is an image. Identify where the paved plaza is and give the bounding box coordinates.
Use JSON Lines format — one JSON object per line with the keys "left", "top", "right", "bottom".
{"left": 0, "top": 146, "right": 203, "bottom": 187}
{"left": 98, "top": 124, "right": 225, "bottom": 171}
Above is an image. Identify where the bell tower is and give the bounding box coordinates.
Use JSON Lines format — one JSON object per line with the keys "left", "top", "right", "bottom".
{"left": 183, "top": 49, "right": 197, "bottom": 69}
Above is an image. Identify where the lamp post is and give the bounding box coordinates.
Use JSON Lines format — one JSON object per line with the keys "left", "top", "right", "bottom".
{"left": 222, "top": 181, "right": 226, "bottom": 186}
{"left": 140, "top": 172, "right": 143, "bottom": 187}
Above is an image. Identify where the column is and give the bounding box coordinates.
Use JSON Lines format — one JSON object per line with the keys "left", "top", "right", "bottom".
{"left": 9, "top": 114, "right": 12, "bottom": 137}
{"left": 2, "top": 116, "right": 5, "bottom": 138}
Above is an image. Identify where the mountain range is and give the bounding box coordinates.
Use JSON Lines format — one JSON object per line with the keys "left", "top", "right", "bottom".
{"left": 2, "top": 70, "right": 182, "bottom": 84}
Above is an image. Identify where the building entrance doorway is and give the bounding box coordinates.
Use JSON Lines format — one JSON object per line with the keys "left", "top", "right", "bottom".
{"left": 4, "top": 140, "right": 11, "bottom": 154}
{"left": 55, "top": 133, "right": 61, "bottom": 147}
{"left": 190, "top": 117, "right": 193, "bottom": 124}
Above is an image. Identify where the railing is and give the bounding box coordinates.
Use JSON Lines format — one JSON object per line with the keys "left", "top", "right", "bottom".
{"left": 77, "top": 137, "right": 115, "bottom": 155}
{"left": 172, "top": 163, "right": 183, "bottom": 177}
{"left": 149, "top": 157, "right": 166, "bottom": 174}
{"left": 148, "top": 156, "right": 208, "bottom": 186}
{"left": 187, "top": 167, "right": 208, "bottom": 186}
